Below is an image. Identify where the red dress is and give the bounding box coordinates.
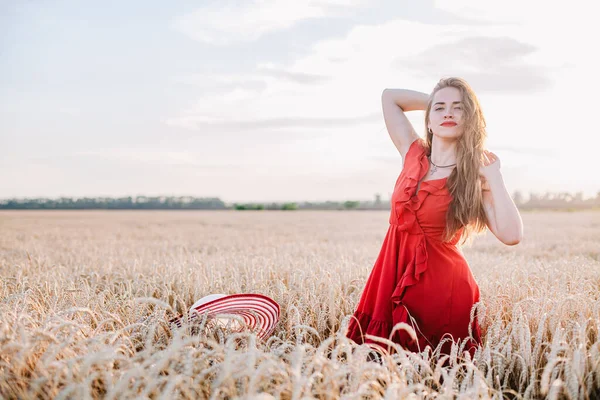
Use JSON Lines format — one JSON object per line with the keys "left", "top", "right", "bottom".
{"left": 345, "top": 138, "right": 482, "bottom": 358}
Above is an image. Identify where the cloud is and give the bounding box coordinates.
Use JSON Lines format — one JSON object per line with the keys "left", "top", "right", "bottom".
{"left": 433, "top": 0, "right": 582, "bottom": 25}
{"left": 394, "top": 36, "right": 553, "bottom": 93}
{"left": 28, "top": 149, "right": 247, "bottom": 171}
{"left": 164, "top": 111, "right": 381, "bottom": 132}
{"left": 433, "top": 0, "right": 597, "bottom": 63}
{"left": 166, "top": 15, "right": 561, "bottom": 138}
{"left": 172, "top": 0, "right": 371, "bottom": 45}
{"left": 165, "top": 18, "right": 559, "bottom": 138}
{"left": 255, "top": 64, "right": 331, "bottom": 85}
{"left": 170, "top": 74, "right": 269, "bottom": 94}
{"left": 170, "top": 65, "right": 329, "bottom": 97}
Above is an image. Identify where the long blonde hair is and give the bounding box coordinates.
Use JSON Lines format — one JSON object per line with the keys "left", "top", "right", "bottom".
{"left": 423, "top": 77, "right": 489, "bottom": 246}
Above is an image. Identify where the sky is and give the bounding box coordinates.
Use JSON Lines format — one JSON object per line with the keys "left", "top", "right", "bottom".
{"left": 1, "top": 0, "right": 598, "bottom": 203}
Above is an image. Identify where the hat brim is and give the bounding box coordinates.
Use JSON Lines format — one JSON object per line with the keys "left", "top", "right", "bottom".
{"left": 169, "top": 293, "right": 280, "bottom": 340}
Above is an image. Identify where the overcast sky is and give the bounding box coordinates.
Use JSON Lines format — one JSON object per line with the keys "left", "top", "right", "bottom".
{"left": 1, "top": 0, "right": 598, "bottom": 203}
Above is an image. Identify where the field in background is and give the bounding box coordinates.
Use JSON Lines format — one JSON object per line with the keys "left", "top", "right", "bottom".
{"left": 1, "top": 210, "right": 599, "bottom": 399}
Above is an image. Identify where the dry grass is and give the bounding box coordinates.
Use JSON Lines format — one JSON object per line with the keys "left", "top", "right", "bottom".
{"left": 1, "top": 209, "right": 599, "bottom": 399}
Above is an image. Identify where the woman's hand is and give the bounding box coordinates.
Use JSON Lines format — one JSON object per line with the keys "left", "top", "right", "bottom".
{"left": 479, "top": 149, "right": 501, "bottom": 191}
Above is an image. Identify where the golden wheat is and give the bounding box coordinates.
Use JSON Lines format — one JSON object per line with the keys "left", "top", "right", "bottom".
{"left": 1, "top": 210, "right": 599, "bottom": 399}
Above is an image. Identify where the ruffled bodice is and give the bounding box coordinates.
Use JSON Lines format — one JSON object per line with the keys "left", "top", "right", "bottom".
{"left": 390, "top": 138, "right": 462, "bottom": 243}
{"left": 390, "top": 138, "right": 463, "bottom": 295}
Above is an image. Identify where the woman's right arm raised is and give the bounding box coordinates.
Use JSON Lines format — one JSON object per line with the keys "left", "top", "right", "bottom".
{"left": 381, "top": 88, "right": 430, "bottom": 160}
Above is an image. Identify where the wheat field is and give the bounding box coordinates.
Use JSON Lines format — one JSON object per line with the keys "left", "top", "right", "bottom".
{"left": 1, "top": 209, "right": 599, "bottom": 399}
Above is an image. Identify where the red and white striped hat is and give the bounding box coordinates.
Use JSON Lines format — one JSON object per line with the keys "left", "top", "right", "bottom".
{"left": 169, "top": 293, "right": 280, "bottom": 341}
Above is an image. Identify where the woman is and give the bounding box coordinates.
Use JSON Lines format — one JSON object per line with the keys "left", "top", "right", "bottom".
{"left": 345, "top": 77, "right": 523, "bottom": 361}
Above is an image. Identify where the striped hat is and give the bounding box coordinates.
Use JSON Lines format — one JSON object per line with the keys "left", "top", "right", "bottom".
{"left": 169, "top": 293, "right": 280, "bottom": 341}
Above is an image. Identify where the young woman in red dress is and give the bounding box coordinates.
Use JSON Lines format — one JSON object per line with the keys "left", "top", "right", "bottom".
{"left": 345, "top": 77, "right": 524, "bottom": 362}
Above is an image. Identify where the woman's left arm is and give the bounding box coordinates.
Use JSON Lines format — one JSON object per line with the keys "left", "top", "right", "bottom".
{"left": 480, "top": 150, "right": 524, "bottom": 245}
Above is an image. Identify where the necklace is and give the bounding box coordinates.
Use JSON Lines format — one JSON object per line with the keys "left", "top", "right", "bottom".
{"left": 427, "top": 156, "right": 456, "bottom": 174}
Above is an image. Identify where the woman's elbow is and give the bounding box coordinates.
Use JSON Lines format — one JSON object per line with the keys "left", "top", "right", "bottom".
{"left": 504, "top": 238, "right": 521, "bottom": 246}
{"left": 503, "top": 230, "right": 523, "bottom": 246}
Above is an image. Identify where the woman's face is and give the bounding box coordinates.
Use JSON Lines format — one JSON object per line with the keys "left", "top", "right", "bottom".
{"left": 428, "top": 86, "right": 465, "bottom": 139}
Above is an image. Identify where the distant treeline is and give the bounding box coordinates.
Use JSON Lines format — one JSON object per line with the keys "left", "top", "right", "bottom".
{"left": 0, "top": 196, "right": 362, "bottom": 210}
{"left": 1, "top": 191, "right": 599, "bottom": 211}
{"left": 0, "top": 196, "right": 226, "bottom": 210}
